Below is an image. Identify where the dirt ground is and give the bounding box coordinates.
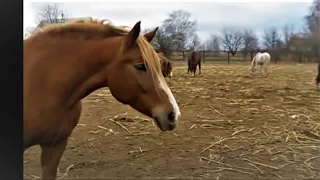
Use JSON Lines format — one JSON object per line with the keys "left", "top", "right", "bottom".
{"left": 24, "top": 62, "right": 320, "bottom": 180}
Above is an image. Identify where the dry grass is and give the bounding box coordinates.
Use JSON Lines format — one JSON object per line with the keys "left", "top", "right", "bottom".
{"left": 24, "top": 62, "right": 320, "bottom": 179}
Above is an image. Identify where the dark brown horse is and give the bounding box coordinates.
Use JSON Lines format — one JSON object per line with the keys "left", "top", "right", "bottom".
{"left": 316, "top": 62, "right": 320, "bottom": 85}
{"left": 24, "top": 19, "right": 181, "bottom": 180}
{"left": 157, "top": 52, "right": 173, "bottom": 78}
{"left": 187, "top": 51, "right": 201, "bottom": 77}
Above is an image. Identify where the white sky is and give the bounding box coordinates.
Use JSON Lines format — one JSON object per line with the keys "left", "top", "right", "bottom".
{"left": 24, "top": 0, "right": 314, "bottom": 41}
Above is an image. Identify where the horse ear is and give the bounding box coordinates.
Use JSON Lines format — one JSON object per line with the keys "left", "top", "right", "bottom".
{"left": 125, "top": 21, "right": 141, "bottom": 48}
{"left": 144, "top": 27, "right": 158, "bottom": 42}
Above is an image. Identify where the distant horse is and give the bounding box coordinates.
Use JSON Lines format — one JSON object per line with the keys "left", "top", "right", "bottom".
{"left": 250, "top": 52, "right": 271, "bottom": 75}
{"left": 157, "top": 52, "right": 173, "bottom": 78}
{"left": 316, "top": 62, "right": 320, "bottom": 85}
{"left": 24, "top": 19, "right": 181, "bottom": 180}
{"left": 187, "top": 51, "right": 201, "bottom": 77}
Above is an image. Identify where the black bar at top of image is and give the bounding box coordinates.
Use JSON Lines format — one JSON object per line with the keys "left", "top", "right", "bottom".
{"left": 0, "top": 0, "right": 23, "bottom": 179}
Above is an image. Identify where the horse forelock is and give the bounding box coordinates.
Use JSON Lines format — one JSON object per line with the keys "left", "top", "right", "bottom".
{"left": 136, "top": 36, "right": 164, "bottom": 92}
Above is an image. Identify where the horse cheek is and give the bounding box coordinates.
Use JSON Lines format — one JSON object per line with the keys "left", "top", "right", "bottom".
{"left": 108, "top": 68, "right": 134, "bottom": 104}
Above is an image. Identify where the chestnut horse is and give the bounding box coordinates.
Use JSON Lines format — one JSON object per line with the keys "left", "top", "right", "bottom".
{"left": 24, "top": 19, "right": 181, "bottom": 180}
{"left": 187, "top": 51, "right": 201, "bottom": 77}
{"left": 157, "top": 52, "right": 173, "bottom": 78}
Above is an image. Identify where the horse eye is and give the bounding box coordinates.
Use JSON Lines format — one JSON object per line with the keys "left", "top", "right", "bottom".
{"left": 135, "top": 64, "right": 147, "bottom": 72}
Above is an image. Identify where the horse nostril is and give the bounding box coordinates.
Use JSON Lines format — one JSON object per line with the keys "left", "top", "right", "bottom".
{"left": 168, "top": 112, "right": 175, "bottom": 122}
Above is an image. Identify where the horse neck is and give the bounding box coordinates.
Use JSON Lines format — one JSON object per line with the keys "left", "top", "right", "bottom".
{"left": 37, "top": 35, "right": 122, "bottom": 107}
{"left": 69, "top": 37, "right": 124, "bottom": 105}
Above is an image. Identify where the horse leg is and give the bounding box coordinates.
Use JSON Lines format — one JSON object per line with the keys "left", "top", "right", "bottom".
{"left": 40, "top": 139, "right": 68, "bottom": 180}
{"left": 260, "top": 65, "right": 264, "bottom": 76}
{"left": 264, "top": 65, "right": 269, "bottom": 76}
{"left": 259, "top": 65, "right": 263, "bottom": 75}
{"left": 198, "top": 62, "right": 201, "bottom": 75}
{"left": 39, "top": 102, "right": 82, "bottom": 180}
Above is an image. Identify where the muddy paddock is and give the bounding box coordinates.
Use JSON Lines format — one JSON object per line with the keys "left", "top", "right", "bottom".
{"left": 24, "top": 62, "right": 320, "bottom": 179}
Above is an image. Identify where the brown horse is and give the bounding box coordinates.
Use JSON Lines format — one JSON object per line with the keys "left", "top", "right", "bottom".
{"left": 24, "top": 19, "right": 181, "bottom": 180}
{"left": 316, "top": 62, "right": 320, "bottom": 85}
{"left": 187, "top": 51, "right": 201, "bottom": 77}
{"left": 157, "top": 52, "right": 173, "bottom": 78}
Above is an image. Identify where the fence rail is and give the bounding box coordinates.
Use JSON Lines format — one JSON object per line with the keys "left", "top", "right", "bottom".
{"left": 164, "top": 50, "right": 320, "bottom": 64}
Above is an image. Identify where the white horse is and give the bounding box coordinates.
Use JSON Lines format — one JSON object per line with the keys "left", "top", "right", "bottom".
{"left": 250, "top": 52, "right": 271, "bottom": 75}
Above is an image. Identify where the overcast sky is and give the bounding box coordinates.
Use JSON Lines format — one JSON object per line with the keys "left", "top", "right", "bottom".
{"left": 24, "top": 0, "right": 313, "bottom": 42}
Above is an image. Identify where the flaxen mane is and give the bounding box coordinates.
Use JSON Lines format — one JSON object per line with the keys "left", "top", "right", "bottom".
{"left": 32, "top": 19, "right": 163, "bottom": 89}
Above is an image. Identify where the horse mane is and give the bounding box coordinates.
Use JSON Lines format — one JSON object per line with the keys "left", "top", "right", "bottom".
{"left": 32, "top": 18, "right": 163, "bottom": 84}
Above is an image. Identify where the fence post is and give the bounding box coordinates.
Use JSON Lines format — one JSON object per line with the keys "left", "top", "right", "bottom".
{"left": 227, "top": 52, "right": 230, "bottom": 64}
{"left": 182, "top": 51, "right": 185, "bottom": 61}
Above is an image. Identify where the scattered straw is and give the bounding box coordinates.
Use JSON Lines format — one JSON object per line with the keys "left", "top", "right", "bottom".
{"left": 105, "top": 129, "right": 117, "bottom": 136}
{"left": 128, "top": 132, "right": 152, "bottom": 136}
{"left": 202, "top": 137, "right": 238, "bottom": 154}
{"left": 206, "top": 167, "right": 253, "bottom": 176}
{"left": 189, "top": 124, "right": 196, "bottom": 129}
{"left": 108, "top": 118, "right": 131, "bottom": 133}
{"left": 129, "top": 147, "right": 149, "bottom": 155}
{"left": 247, "top": 163, "right": 264, "bottom": 174}
{"left": 200, "top": 157, "right": 254, "bottom": 172}
{"left": 97, "top": 125, "right": 108, "bottom": 130}
{"left": 209, "top": 105, "right": 224, "bottom": 116}
{"left": 242, "top": 158, "right": 291, "bottom": 170}
{"left": 58, "top": 164, "right": 74, "bottom": 179}
{"left": 231, "top": 129, "right": 246, "bottom": 136}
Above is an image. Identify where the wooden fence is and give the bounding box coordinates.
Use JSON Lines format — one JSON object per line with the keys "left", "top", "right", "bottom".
{"left": 165, "top": 50, "right": 320, "bottom": 64}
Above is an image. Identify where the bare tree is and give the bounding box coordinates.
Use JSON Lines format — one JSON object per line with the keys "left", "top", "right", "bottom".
{"left": 149, "top": 27, "right": 174, "bottom": 56}
{"left": 263, "top": 27, "right": 283, "bottom": 62}
{"left": 304, "top": 0, "right": 320, "bottom": 61}
{"left": 221, "top": 27, "right": 243, "bottom": 56}
{"left": 188, "top": 34, "right": 202, "bottom": 51}
{"left": 305, "top": 0, "right": 320, "bottom": 35}
{"left": 262, "top": 27, "right": 281, "bottom": 49}
{"left": 282, "top": 24, "right": 295, "bottom": 49}
{"left": 241, "top": 29, "right": 259, "bottom": 59}
{"left": 161, "top": 10, "right": 197, "bottom": 51}
{"left": 24, "top": 27, "right": 35, "bottom": 38}
{"left": 282, "top": 25, "right": 295, "bottom": 45}
{"left": 36, "top": 3, "right": 69, "bottom": 24}
{"left": 205, "top": 34, "right": 221, "bottom": 51}
{"left": 143, "top": 27, "right": 158, "bottom": 48}
{"left": 288, "top": 34, "right": 312, "bottom": 62}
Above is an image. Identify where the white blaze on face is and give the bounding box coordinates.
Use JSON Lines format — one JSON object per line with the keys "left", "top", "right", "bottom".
{"left": 158, "top": 77, "right": 181, "bottom": 121}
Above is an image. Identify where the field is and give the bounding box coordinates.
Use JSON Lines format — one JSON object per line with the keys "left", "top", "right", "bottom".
{"left": 24, "top": 62, "right": 320, "bottom": 180}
